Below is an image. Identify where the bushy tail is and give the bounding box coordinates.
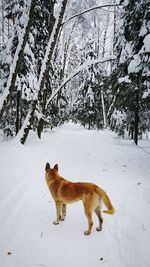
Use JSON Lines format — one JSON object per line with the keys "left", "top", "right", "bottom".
{"left": 96, "top": 187, "right": 115, "bottom": 215}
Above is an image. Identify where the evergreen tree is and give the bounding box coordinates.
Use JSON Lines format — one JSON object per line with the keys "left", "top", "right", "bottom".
{"left": 109, "top": 0, "right": 150, "bottom": 144}
{"left": 72, "top": 38, "right": 107, "bottom": 129}
{"left": 20, "top": 0, "right": 68, "bottom": 143}
{"left": 0, "top": 0, "right": 37, "bottom": 135}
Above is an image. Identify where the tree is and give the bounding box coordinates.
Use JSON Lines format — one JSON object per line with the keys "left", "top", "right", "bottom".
{"left": 0, "top": 0, "right": 121, "bottom": 143}
{"left": 0, "top": 0, "right": 37, "bottom": 119}
{"left": 19, "top": 0, "right": 68, "bottom": 143}
{"left": 71, "top": 37, "right": 107, "bottom": 129}
{"left": 0, "top": 0, "right": 37, "bottom": 135}
{"left": 109, "top": 0, "right": 150, "bottom": 144}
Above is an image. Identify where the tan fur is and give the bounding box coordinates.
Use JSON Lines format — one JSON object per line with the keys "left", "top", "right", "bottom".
{"left": 45, "top": 162, "right": 115, "bottom": 235}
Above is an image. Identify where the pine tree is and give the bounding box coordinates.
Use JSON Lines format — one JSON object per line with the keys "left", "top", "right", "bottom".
{"left": 109, "top": 0, "right": 150, "bottom": 144}
{"left": 71, "top": 36, "right": 109, "bottom": 129}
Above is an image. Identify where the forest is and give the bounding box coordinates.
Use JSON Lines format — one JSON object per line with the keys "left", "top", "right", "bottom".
{"left": 0, "top": 0, "right": 150, "bottom": 145}
{"left": 0, "top": 1, "right": 150, "bottom": 266}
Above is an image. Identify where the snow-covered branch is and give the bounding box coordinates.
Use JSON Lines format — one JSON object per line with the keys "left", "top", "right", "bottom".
{"left": 17, "top": 0, "right": 68, "bottom": 143}
{"left": 0, "top": 0, "right": 36, "bottom": 120}
{"left": 61, "top": 3, "right": 121, "bottom": 26}
{"left": 36, "top": 0, "right": 68, "bottom": 94}
{"left": 46, "top": 56, "right": 116, "bottom": 108}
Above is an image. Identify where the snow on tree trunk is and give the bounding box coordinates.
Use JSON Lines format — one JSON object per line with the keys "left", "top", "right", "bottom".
{"left": 1, "top": 0, "right": 4, "bottom": 45}
{"left": 101, "top": 89, "right": 107, "bottom": 128}
{"left": 18, "top": 0, "right": 68, "bottom": 143}
{"left": 0, "top": 0, "right": 36, "bottom": 120}
{"left": 37, "top": 0, "right": 68, "bottom": 95}
{"left": 15, "top": 90, "right": 21, "bottom": 135}
{"left": 17, "top": 100, "right": 37, "bottom": 145}
{"left": 37, "top": 0, "right": 68, "bottom": 139}
{"left": 134, "top": 87, "right": 139, "bottom": 145}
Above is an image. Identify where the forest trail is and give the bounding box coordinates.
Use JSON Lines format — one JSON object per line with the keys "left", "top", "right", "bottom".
{"left": 0, "top": 123, "right": 150, "bottom": 267}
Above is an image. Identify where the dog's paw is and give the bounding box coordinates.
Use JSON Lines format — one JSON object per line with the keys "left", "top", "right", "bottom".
{"left": 96, "top": 226, "right": 102, "bottom": 231}
{"left": 53, "top": 220, "right": 59, "bottom": 225}
{"left": 59, "top": 216, "right": 65, "bottom": 221}
{"left": 84, "top": 230, "right": 91, "bottom": 235}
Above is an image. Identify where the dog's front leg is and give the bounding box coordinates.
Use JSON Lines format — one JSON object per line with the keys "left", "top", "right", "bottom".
{"left": 53, "top": 201, "right": 62, "bottom": 225}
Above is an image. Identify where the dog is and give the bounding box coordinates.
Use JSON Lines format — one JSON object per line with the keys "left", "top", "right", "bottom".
{"left": 45, "top": 162, "right": 115, "bottom": 235}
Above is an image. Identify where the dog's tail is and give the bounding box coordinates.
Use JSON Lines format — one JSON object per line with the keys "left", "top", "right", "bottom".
{"left": 45, "top": 162, "right": 50, "bottom": 171}
{"left": 96, "top": 187, "right": 115, "bottom": 215}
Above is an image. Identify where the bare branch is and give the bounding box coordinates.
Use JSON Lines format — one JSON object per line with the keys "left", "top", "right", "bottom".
{"left": 46, "top": 56, "right": 116, "bottom": 108}
{"left": 61, "top": 3, "right": 121, "bottom": 26}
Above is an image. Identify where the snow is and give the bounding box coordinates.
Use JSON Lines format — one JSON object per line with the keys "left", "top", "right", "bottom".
{"left": 142, "top": 33, "right": 150, "bottom": 53}
{"left": 46, "top": 56, "right": 116, "bottom": 108}
{"left": 62, "top": 3, "right": 121, "bottom": 26}
{"left": 118, "top": 75, "right": 131, "bottom": 84}
{"left": 128, "top": 54, "right": 142, "bottom": 74}
{"left": 123, "top": 0, "right": 129, "bottom": 6}
{"left": 119, "top": 43, "right": 133, "bottom": 64}
{"left": 0, "top": 123, "right": 150, "bottom": 267}
{"left": 139, "top": 20, "right": 148, "bottom": 37}
{"left": 15, "top": 108, "right": 32, "bottom": 142}
{"left": 36, "top": 0, "right": 65, "bottom": 94}
{"left": 143, "top": 89, "right": 150, "bottom": 98}
{"left": 0, "top": 4, "right": 30, "bottom": 111}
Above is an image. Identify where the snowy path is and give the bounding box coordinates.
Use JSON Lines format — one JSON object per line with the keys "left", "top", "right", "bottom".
{"left": 0, "top": 123, "right": 150, "bottom": 267}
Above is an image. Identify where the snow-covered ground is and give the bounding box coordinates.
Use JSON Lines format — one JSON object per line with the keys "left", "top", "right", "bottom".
{"left": 0, "top": 123, "right": 150, "bottom": 267}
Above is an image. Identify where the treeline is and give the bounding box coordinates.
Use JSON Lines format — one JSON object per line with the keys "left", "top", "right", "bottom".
{"left": 0, "top": 0, "right": 69, "bottom": 144}
{"left": 72, "top": 0, "right": 150, "bottom": 145}
{"left": 0, "top": 0, "right": 149, "bottom": 145}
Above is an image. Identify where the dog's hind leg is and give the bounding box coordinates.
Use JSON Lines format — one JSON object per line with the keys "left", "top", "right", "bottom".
{"left": 53, "top": 201, "right": 62, "bottom": 225}
{"left": 83, "top": 198, "right": 93, "bottom": 235}
{"left": 95, "top": 206, "right": 103, "bottom": 231}
{"left": 60, "top": 204, "right": 66, "bottom": 221}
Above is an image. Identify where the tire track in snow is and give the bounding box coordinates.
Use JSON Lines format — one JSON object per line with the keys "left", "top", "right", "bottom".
{"left": 0, "top": 183, "right": 33, "bottom": 235}
{"left": 0, "top": 178, "right": 29, "bottom": 214}
{"left": 0, "top": 129, "right": 62, "bottom": 224}
{"left": 38, "top": 129, "right": 64, "bottom": 166}
{"left": 1, "top": 124, "right": 150, "bottom": 267}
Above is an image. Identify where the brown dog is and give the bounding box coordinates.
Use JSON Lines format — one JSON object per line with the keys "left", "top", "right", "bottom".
{"left": 45, "top": 163, "right": 115, "bottom": 235}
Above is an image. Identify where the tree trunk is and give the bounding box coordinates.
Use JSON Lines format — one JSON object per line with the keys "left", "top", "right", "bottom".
{"left": 102, "top": 11, "right": 110, "bottom": 58}
{"left": 36, "top": 0, "right": 68, "bottom": 139}
{"left": 88, "top": 121, "right": 91, "bottom": 130}
{"left": 134, "top": 89, "right": 139, "bottom": 145}
{"left": 101, "top": 89, "right": 107, "bottom": 128}
{"left": 1, "top": 0, "right": 4, "bottom": 45}
{"left": 37, "top": 2, "right": 56, "bottom": 139}
{"left": 37, "top": 85, "right": 48, "bottom": 139}
{"left": 20, "top": 100, "right": 37, "bottom": 145}
{"left": 101, "top": 12, "right": 109, "bottom": 128}
{"left": 20, "top": 0, "right": 68, "bottom": 143}
{"left": 15, "top": 90, "right": 21, "bottom": 135}
{"left": 38, "top": 0, "right": 68, "bottom": 96}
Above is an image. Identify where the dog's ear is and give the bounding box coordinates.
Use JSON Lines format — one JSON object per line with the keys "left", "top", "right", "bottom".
{"left": 45, "top": 162, "right": 50, "bottom": 171}
{"left": 54, "top": 164, "right": 58, "bottom": 171}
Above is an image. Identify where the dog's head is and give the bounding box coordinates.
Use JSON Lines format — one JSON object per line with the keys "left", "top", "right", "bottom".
{"left": 45, "top": 162, "right": 58, "bottom": 172}
{"left": 45, "top": 162, "right": 59, "bottom": 183}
